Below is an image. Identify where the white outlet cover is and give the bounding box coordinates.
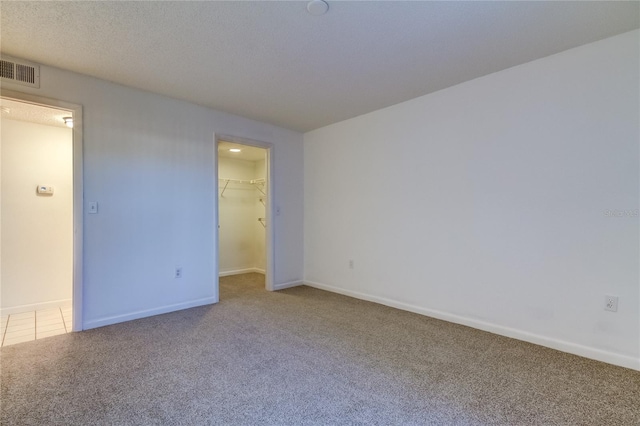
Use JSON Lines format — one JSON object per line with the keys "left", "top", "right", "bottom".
{"left": 604, "top": 295, "right": 618, "bottom": 312}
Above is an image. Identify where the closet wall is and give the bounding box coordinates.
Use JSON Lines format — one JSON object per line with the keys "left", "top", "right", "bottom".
{"left": 1, "top": 118, "right": 73, "bottom": 312}
{"left": 218, "top": 156, "right": 266, "bottom": 275}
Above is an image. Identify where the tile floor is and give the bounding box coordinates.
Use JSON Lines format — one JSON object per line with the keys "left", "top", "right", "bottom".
{"left": 1, "top": 306, "right": 72, "bottom": 347}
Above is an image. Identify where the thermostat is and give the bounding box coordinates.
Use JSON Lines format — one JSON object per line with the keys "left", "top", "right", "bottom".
{"left": 37, "top": 185, "right": 54, "bottom": 195}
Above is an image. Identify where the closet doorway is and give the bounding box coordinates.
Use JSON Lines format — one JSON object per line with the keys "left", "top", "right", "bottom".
{"left": 0, "top": 91, "right": 83, "bottom": 345}
{"left": 216, "top": 136, "right": 273, "bottom": 297}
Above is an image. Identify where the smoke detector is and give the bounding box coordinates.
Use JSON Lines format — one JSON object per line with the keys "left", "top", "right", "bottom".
{"left": 307, "top": 0, "right": 329, "bottom": 16}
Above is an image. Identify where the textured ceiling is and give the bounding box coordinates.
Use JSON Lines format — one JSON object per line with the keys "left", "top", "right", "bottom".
{"left": 1, "top": 1, "right": 638, "bottom": 132}
{"left": 1, "top": 98, "right": 71, "bottom": 129}
{"left": 218, "top": 141, "right": 267, "bottom": 162}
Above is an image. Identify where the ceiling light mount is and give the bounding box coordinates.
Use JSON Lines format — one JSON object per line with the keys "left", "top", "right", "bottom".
{"left": 307, "top": 0, "right": 329, "bottom": 16}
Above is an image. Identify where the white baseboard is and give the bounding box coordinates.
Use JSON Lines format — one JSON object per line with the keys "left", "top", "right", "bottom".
{"left": 84, "top": 297, "right": 216, "bottom": 330}
{"left": 219, "top": 268, "right": 265, "bottom": 277}
{"left": 303, "top": 280, "right": 640, "bottom": 371}
{"left": 273, "top": 280, "right": 303, "bottom": 291}
{"left": 0, "top": 299, "right": 72, "bottom": 316}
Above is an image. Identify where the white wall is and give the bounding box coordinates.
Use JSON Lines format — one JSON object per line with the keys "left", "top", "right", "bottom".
{"left": 1, "top": 119, "right": 73, "bottom": 311}
{"left": 218, "top": 156, "right": 266, "bottom": 274}
{"left": 304, "top": 30, "right": 639, "bottom": 370}
{"left": 1, "top": 63, "right": 303, "bottom": 329}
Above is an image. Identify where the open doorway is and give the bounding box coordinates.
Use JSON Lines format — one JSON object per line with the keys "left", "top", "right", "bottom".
{"left": 215, "top": 136, "right": 273, "bottom": 299}
{"left": 0, "top": 92, "right": 82, "bottom": 345}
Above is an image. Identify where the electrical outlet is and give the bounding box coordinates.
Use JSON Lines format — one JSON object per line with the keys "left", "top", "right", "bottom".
{"left": 175, "top": 267, "right": 183, "bottom": 279}
{"left": 604, "top": 295, "right": 618, "bottom": 312}
{"left": 349, "top": 260, "right": 354, "bottom": 269}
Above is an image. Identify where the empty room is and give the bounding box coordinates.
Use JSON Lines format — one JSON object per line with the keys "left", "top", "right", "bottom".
{"left": 1, "top": 1, "right": 638, "bottom": 425}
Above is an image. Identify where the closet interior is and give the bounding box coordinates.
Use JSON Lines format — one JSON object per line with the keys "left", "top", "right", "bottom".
{"left": 217, "top": 141, "right": 267, "bottom": 277}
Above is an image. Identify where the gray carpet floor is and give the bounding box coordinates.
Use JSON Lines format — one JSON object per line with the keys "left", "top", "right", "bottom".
{"left": 1, "top": 273, "right": 639, "bottom": 425}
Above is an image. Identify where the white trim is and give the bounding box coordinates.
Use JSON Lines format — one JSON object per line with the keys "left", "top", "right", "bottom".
{"left": 265, "top": 146, "right": 275, "bottom": 292}
{"left": 0, "top": 299, "right": 72, "bottom": 316}
{"left": 219, "top": 267, "right": 265, "bottom": 277}
{"left": 274, "top": 280, "right": 303, "bottom": 291}
{"left": 84, "top": 297, "right": 216, "bottom": 330}
{"left": 0, "top": 90, "right": 83, "bottom": 332}
{"left": 303, "top": 280, "right": 640, "bottom": 371}
{"left": 212, "top": 133, "right": 220, "bottom": 304}
{"left": 71, "top": 104, "right": 83, "bottom": 331}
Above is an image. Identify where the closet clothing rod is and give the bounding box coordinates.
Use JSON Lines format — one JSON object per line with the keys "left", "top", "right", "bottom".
{"left": 218, "top": 178, "right": 265, "bottom": 184}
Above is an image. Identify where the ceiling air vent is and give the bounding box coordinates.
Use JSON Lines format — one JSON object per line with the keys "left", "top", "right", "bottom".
{"left": 0, "top": 56, "right": 40, "bottom": 88}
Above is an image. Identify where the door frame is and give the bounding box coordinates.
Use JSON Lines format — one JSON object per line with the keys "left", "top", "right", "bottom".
{"left": 214, "top": 133, "right": 275, "bottom": 298}
{"left": 1, "top": 90, "right": 84, "bottom": 331}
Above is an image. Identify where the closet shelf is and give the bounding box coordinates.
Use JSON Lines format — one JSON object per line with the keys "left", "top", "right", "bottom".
{"left": 219, "top": 177, "right": 266, "bottom": 197}
{"left": 218, "top": 177, "right": 265, "bottom": 184}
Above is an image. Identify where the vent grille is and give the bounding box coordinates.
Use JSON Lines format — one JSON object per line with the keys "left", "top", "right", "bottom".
{"left": 0, "top": 56, "right": 40, "bottom": 88}
{"left": 0, "top": 60, "right": 14, "bottom": 79}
